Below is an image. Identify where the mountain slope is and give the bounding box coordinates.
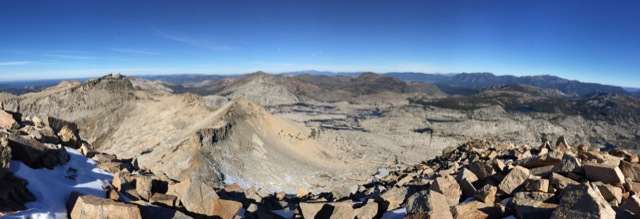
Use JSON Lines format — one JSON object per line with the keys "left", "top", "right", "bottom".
{"left": 0, "top": 74, "right": 370, "bottom": 192}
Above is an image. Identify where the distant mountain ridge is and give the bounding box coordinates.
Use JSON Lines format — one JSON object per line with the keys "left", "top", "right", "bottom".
{"left": 384, "top": 72, "right": 629, "bottom": 97}
{"left": 1, "top": 71, "right": 631, "bottom": 98}
{"left": 161, "top": 71, "right": 444, "bottom": 105}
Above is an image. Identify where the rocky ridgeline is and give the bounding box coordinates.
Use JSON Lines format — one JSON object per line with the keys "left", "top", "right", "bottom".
{"left": 5, "top": 105, "right": 640, "bottom": 219}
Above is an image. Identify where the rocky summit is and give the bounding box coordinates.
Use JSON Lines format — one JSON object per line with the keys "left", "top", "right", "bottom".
{"left": 3, "top": 100, "right": 640, "bottom": 218}
{"left": 0, "top": 73, "right": 640, "bottom": 219}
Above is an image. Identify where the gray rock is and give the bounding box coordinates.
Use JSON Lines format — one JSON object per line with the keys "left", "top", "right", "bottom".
{"left": 552, "top": 152, "right": 583, "bottom": 174}
{"left": 513, "top": 192, "right": 556, "bottom": 204}
{"left": 550, "top": 183, "right": 615, "bottom": 219}
{"left": 134, "top": 175, "right": 154, "bottom": 201}
{"left": 405, "top": 190, "right": 453, "bottom": 219}
{"left": 550, "top": 172, "right": 579, "bottom": 190}
{"left": 515, "top": 198, "right": 558, "bottom": 219}
{"left": 2, "top": 132, "right": 63, "bottom": 169}
{"left": 469, "top": 161, "right": 494, "bottom": 180}
{"left": 620, "top": 194, "right": 640, "bottom": 216}
{"left": 525, "top": 177, "right": 549, "bottom": 193}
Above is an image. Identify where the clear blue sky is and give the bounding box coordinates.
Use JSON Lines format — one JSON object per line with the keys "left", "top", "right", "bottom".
{"left": 1, "top": 1, "right": 639, "bottom": 87}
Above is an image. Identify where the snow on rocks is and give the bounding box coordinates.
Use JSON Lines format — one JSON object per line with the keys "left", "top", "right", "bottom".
{"left": 6, "top": 147, "right": 112, "bottom": 218}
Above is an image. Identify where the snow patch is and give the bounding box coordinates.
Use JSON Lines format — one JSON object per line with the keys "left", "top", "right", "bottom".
{"left": 381, "top": 207, "right": 406, "bottom": 219}
{"left": 4, "top": 147, "right": 113, "bottom": 219}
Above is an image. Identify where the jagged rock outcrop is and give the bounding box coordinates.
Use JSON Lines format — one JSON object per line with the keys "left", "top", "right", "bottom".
{"left": 1, "top": 132, "right": 69, "bottom": 169}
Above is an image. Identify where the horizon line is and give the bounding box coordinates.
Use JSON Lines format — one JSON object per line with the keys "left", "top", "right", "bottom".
{"left": 0, "top": 71, "right": 637, "bottom": 89}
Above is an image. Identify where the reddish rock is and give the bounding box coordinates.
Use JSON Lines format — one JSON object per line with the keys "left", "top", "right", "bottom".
{"left": 97, "top": 161, "right": 127, "bottom": 173}
{"left": 46, "top": 117, "right": 81, "bottom": 148}
{"left": 107, "top": 189, "right": 121, "bottom": 201}
{"left": 329, "top": 201, "right": 356, "bottom": 219}
{"left": 498, "top": 166, "right": 530, "bottom": 195}
{"left": 58, "top": 125, "right": 81, "bottom": 148}
{"left": 379, "top": 186, "right": 408, "bottom": 211}
{"left": 355, "top": 201, "right": 378, "bottom": 219}
{"left": 300, "top": 202, "right": 332, "bottom": 219}
{"left": 224, "top": 183, "right": 244, "bottom": 194}
{"left": 529, "top": 165, "right": 554, "bottom": 178}
{"left": 0, "top": 110, "right": 18, "bottom": 130}
{"left": 67, "top": 192, "right": 142, "bottom": 219}
{"left": 167, "top": 177, "right": 219, "bottom": 215}
{"left": 451, "top": 200, "right": 500, "bottom": 219}
{"left": 149, "top": 193, "right": 177, "bottom": 207}
{"left": 456, "top": 168, "right": 479, "bottom": 198}
{"left": 583, "top": 161, "right": 625, "bottom": 185}
{"left": 209, "top": 199, "right": 242, "bottom": 219}
{"left": 430, "top": 175, "right": 462, "bottom": 206}
{"left": 515, "top": 151, "right": 563, "bottom": 168}
{"left": 594, "top": 182, "right": 623, "bottom": 206}
{"left": 296, "top": 187, "right": 310, "bottom": 198}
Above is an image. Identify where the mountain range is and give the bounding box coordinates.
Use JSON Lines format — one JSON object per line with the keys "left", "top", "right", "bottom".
{"left": 2, "top": 71, "right": 635, "bottom": 99}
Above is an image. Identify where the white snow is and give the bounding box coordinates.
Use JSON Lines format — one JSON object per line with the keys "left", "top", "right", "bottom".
{"left": 2, "top": 147, "right": 113, "bottom": 219}
{"left": 381, "top": 207, "right": 407, "bottom": 219}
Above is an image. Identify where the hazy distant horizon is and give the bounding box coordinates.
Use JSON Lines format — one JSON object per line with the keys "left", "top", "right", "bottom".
{"left": 1, "top": 70, "right": 638, "bottom": 90}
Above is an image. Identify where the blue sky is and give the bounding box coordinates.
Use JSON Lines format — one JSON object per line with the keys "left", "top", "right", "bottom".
{"left": 1, "top": 1, "right": 639, "bottom": 87}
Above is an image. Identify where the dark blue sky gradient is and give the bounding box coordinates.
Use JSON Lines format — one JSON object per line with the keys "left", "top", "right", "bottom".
{"left": 1, "top": 0, "right": 639, "bottom": 87}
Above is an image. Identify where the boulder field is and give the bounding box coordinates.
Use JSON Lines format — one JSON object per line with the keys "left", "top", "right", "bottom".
{"left": 4, "top": 106, "right": 640, "bottom": 218}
